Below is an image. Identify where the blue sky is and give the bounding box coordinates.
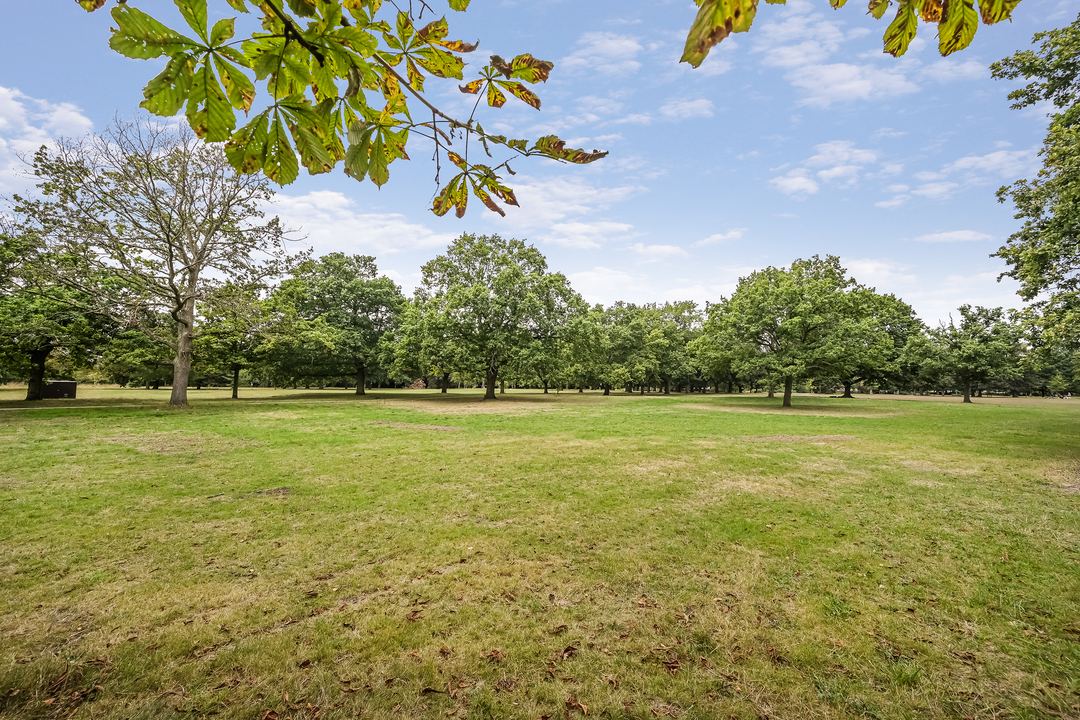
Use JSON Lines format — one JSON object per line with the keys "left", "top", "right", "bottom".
{"left": 1, "top": 0, "right": 1075, "bottom": 324}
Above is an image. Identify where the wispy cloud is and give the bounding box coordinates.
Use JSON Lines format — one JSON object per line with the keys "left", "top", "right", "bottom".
{"left": 913, "top": 230, "right": 994, "bottom": 243}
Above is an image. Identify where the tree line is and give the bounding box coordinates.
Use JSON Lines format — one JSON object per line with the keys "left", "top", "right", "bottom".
{"left": 3, "top": 224, "right": 1075, "bottom": 405}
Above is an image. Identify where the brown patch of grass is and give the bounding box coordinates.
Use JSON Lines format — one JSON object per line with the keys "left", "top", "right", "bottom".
{"left": 373, "top": 397, "right": 557, "bottom": 415}
{"left": 899, "top": 459, "right": 979, "bottom": 475}
{"left": 625, "top": 459, "right": 689, "bottom": 476}
{"left": 740, "top": 434, "right": 857, "bottom": 444}
{"left": 368, "top": 421, "right": 463, "bottom": 432}
{"left": 681, "top": 403, "right": 895, "bottom": 418}
{"left": 98, "top": 430, "right": 258, "bottom": 455}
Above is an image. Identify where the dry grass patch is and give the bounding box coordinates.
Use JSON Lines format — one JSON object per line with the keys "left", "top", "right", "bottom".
{"left": 373, "top": 397, "right": 557, "bottom": 416}
{"left": 681, "top": 403, "right": 896, "bottom": 419}
{"left": 98, "top": 430, "right": 258, "bottom": 455}
{"left": 368, "top": 421, "right": 463, "bottom": 432}
{"left": 740, "top": 434, "right": 857, "bottom": 444}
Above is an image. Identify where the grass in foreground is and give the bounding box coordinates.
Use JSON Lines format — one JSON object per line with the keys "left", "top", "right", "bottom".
{"left": 1, "top": 388, "right": 1079, "bottom": 720}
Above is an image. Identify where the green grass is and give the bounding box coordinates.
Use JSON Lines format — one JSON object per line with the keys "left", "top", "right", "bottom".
{"left": 1, "top": 387, "right": 1078, "bottom": 719}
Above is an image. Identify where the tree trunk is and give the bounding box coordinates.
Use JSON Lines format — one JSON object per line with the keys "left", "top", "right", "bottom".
{"left": 727, "top": 379, "right": 733, "bottom": 393}
{"left": 441, "top": 372, "right": 450, "bottom": 394}
{"left": 963, "top": 380, "right": 972, "bottom": 403}
{"left": 484, "top": 366, "right": 498, "bottom": 400}
{"left": 543, "top": 379, "right": 549, "bottom": 394}
{"left": 500, "top": 380, "right": 506, "bottom": 395}
{"left": 355, "top": 363, "right": 366, "bottom": 396}
{"left": 170, "top": 294, "right": 196, "bottom": 407}
{"left": 232, "top": 364, "right": 241, "bottom": 399}
{"left": 767, "top": 381, "right": 775, "bottom": 399}
{"left": 782, "top": 376, "right": 794, "bottom": 408}
{"left": 24, "top": 346, "right": 53, "bottom": 401}
{"left": 603, "top": 384, "right": 610, "bottom": 396}
{"left": 664, "top": 380, "right": 670, "bottom": 395}
{"left": 842, "top": 381, "right": 854, "bottom": 399}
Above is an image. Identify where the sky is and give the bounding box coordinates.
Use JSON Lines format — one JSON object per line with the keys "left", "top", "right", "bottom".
{"left": 1, "top": 0, "right": 1075, "bottom": 325}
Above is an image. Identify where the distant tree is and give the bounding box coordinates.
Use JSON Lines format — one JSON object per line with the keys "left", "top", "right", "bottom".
{"left": 98, "top": 324, "right": 176, "bottom": 389}
{"left": 11, "top": 118, "right": 293, "bottom": 406}
{"left": 828, "top": 291, "right": 925, "bottom": 398}
{"left": 0, "top": 232, "right": 114, "bottom": 400}
{"left": 416, "top": 234, "right": 578, "bottom": 400}
{"left": 923, "top": 305, "right": 1023, "bottom": 402}
{"left": 271, "top": 254, "right": 404, "bottom": 394}
{"left": 196, "top": 283, "right": 267, "bottom": 398}
{"left": 711, "top": 255, "right": 859, "bottom": 407}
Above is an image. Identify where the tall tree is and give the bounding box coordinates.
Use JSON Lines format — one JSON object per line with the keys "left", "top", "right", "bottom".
{"left": 12, "top": 119, "right": 293, "bottom": 406}
{"left": 416, "top": 234, "right": 578, "bottom": 400}
{"left": 827, "top": 291, "right": 925, "bottom": 398}
{"left": 0, "top": 231, "right": 114, "bottom": 400}
{"left": 992, "top": 14, "right": 1080, "bottom": 345}
{"left": 271, "top": 254, "right": 404, "bottom": 394}
{"left": 711, "top": 255, "right": 860, "bottom": 408}
{"left": 923, "top": 305, "right": 1023, "bottom": 402}
{"left": 196, "top": 282, "right": 267, "bottom": 399}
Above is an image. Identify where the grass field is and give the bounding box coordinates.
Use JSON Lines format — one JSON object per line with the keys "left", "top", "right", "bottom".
{"left": 1, "top": 387, "right": 1078, "bottom": 720}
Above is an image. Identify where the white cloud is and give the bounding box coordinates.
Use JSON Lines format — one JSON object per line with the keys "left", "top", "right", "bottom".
{"left": 874, "top": 128, "right": 908, "bottom": 139}
{"left": 921, "top": 58, "right": 987, "bottom": 83}
{"left": 267, "top": 191, "right": 457, "bottom": 257}
{"left": 692, "top": 228, "right": 747, "bottom": 247}
{"left": 659, "top": 98, "right": 714, "bottom": 120}
{"left": 805, "top": 140, "right": 878, "bottom": 168}
{"left": 788, "top": 64, "right": 919, "bottom": 107}
{"left": 752, "top": 9, "right": 846, "bottom": 68}
{"left": 627, "top": 243, "right": 689, "bottom": 262}
{"left": 943, "top": 149, "right": 1039, "bottom": 180}
{"left": 886, "top": 184, "right": 910, "bottom": 193}
{"left": 542, "top": 220, "right": 636, "bottom": 250}
{"left": 914, "top": 171, "right": 945, "bottom": 181}
{"left": 911, "top": 182, "right": 959, "bottom": 200}
{"left": 562, "top": 32, "right": 643, "bottom": 75}
{"left": 567, "top": 266, "right": 645, "bottom": 305}
{"left": 913, "top": 230, "right": 994, "bottom": 243}
{"left": 843, "top": 258, "right": 918, "bottom": 289}
{"left": 0, "top": 85, "right": 94, "bottom": 192}
{"left": 770, "top": 168, "right": 819, "bottom": 196}
{"left": 481, "top": 175, "right": 645, "bottom": 233}
{"left": 874, "top": 195, "right": 911, "bottom": 209}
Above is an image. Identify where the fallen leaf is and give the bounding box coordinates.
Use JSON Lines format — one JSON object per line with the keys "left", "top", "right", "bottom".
{"left": 550, "top": 623, "right": 568, "bottom": 635}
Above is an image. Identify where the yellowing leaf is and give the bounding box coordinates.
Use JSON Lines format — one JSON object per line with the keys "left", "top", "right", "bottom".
{"left": 175, "top": 0, "right": 209, "bottom": 42}
{"left": 502, "top": 81, "right": 541, "bottom": 110}
{"left": 78, "top": 0, "right": 106, "bottom": 11}
{"left": 939, "top": 0, "right": 978, "bottom": 55}
{"left": 225, "top": 110, "right": 270, "bottom": 173}
{"left": 140, "top": 53, "right": 196, "bottom": 116}
{"left": 531, "top": 135, "right": 608, "bottom": 164}
{"left": 868, "top": 0, "right": 892, "bottom": 19}
{"left": 448, "top": 0, "right": 471, "bottom": 10}
{"left": 459, "top": 79, "right": 484, "bottom": 94}
{"left": 214, "top": 57, "right": 255, "bottom": 112}
{"left": 186, "top": 59, "right": 234, "bottom": 141}
{"left": 435, "top": 38, "right": 479, "bottom": 53}
{"left": 680, "top": 0, "right": 758, "bottom": 68}
{"left": 210, "top": 17, "right": 235, "bottom": 46}
{"left": 487, "top": 83, "right": 506, "bottom": 108}
{"left": 264, "top": 114, "right": 299, "bottom": 185}
{"left": 109, "top": 5, "right": 199, "bottom": 60}
{"left": 446, "top": 151, "right": 467, "bottom": 169}
{"left": 976, "top": 0, "right": 1018, "bottom": 25}
{"left": 921, "top": 0, "right": 943, "bottom": 22}
{"left": 883, "top": 0, "right": 919, "bottom": 57}
{"left": 509, "top": 54, "right": 553, "bottom": 83}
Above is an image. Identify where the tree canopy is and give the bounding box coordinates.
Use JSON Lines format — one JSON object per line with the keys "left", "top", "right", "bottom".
{"left": 992, "top": 13, "right": 1080, "bottom": 348}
